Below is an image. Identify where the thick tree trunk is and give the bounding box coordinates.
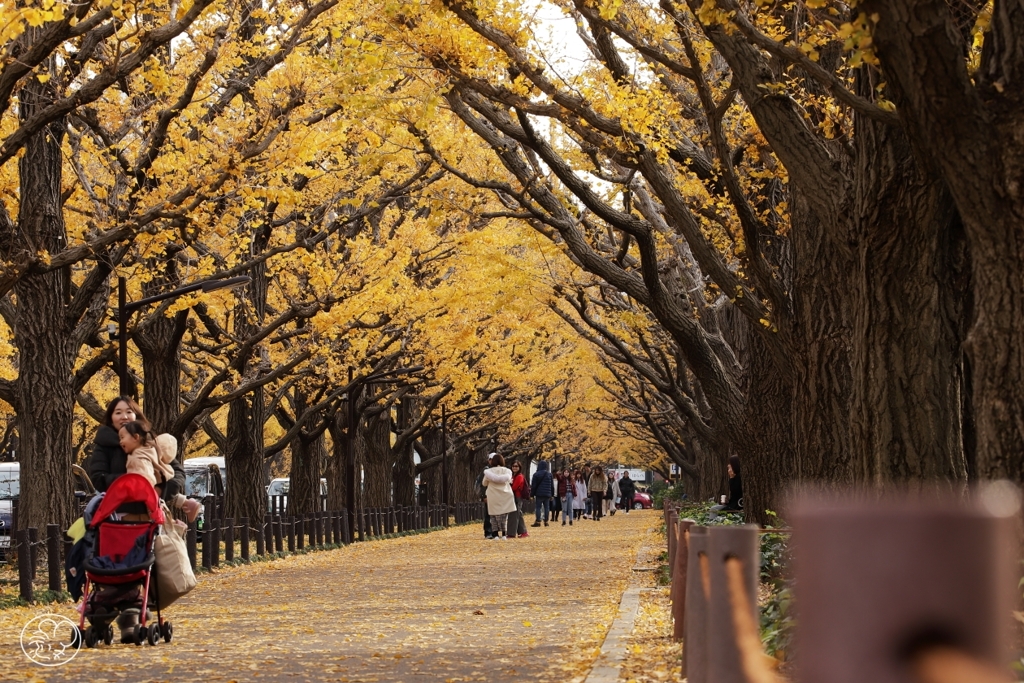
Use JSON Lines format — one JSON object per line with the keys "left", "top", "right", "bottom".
{"left": 848, "top": 121, "right": 969, "bottom": 485}
{"left": 326, "top": 416, "right": 349, "bottom": 512}
{"left": 363, "top": 414, "right": 393, "bottom": 507}
{"left": 288, "top": 430, "right": 325, "bottom": 516}
{"left": 11, "top": 76, "right": 75, "bottom": 531}
{"left": 225, "top": 391, "right": 267, "bottom": 522}
{"left": 136, "top": 312, "right": 187, "bottom": 434}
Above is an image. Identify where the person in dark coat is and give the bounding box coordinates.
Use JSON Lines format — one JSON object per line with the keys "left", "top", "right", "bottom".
{"left": 84, "top": 396, "right": 186, "bottom": 642}
{"left": 530, "top": 461, "right": 554, "bottom": 527}
{"left": 710, "top": 455, "right": 743, "bottom": 518}
{"left": 86, "top": 396, "right": 186, "bottom": 504}
{"left": 618, "top": 472, "right": 637, "bottom": 513}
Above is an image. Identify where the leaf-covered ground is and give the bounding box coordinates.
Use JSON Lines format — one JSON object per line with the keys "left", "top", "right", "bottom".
{"left": 0, "top": 511, "right": 657, "bottom": 682}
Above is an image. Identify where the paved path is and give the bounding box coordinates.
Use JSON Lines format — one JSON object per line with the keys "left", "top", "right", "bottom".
{"left": 0, "top": 510, "right": 657, "bottom": 682}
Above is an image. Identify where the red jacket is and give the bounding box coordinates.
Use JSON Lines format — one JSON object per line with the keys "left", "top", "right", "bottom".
{"left": 556, "top": 473, "right": 569, "bottom": 496}
{"left": 511, "top": 473, "right": 529, "bottom": 499}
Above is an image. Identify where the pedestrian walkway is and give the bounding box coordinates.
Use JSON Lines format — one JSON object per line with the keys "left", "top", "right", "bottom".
{"left": 0, "top": 510, "right": 658, "bottom": 682}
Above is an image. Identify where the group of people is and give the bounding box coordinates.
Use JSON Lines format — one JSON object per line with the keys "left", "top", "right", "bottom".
{"left": 479, "top": 454, "right": 640, "bottom": 540}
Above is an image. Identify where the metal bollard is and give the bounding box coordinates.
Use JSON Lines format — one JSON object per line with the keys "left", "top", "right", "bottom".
{"left": 791, "top": 491, "right": 1019, "bottom": 683}
{"left": 707, "top": 525, "right": 759, "bottom": 683}
{"left": 671, "top": 518, "right": 694, "bottom": 641}
{"left": 684, "top": 526, "right": 710, "bottom": 683}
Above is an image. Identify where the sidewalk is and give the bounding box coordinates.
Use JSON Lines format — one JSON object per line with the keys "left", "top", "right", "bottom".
{"left": 0, "top": 509, "right": 657, "bottom": 682}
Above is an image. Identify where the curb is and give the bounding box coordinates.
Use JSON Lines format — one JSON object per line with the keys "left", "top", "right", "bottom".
{"left": 585, "top": 586, "right": 651, "bottom": 683}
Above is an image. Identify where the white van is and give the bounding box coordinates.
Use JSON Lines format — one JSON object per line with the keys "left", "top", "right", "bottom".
{"left": 183, "top": 456, "right": 226, "bottom": 498}
{"left": 0, "top": 462, "right": 18, "bottom": 559}
{"left": 266, "top": 477, "right": 328, "bottom": 513}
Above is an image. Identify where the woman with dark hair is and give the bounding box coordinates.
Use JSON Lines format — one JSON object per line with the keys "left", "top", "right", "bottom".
{"left": 84, "top": 395, "right": 188, "bottom": 642}
{"left": 710, "top": 455, "right": 743, "bottom": 518}
{"left": 86, "top": 396, "right": 186, "bottom": 501}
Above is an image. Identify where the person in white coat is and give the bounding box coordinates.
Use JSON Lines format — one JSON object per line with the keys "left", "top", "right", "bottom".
{"left": 572, "top": 473, "right": 588, "bottom": 521}
{"left": 482, "top": 453, "right": 516, "bottom": 540}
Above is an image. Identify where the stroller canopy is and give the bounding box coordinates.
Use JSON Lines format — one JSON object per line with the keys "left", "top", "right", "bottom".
{"left": 90, "top": 474, "right": 166, "bottom": 526}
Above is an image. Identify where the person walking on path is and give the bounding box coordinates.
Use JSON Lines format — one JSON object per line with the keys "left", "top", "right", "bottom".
{"left": 530, "top": 461, "right": 554, "bottom": 527}
{"left": 483, "top": 453, "right": 516, "bottom": 539}
{"left": 605, "top": 471, "right": 620, "bottom": 517}
{"left": 553, "top": 468, "right": 569, "bottom": 523}
{"left": 619, "top": 472, "right": 636, "bottom": 513}
{"left": 573, "top": 473, "right": 588, "bottom": 521}
{"left": 588, "top": 468, "right": 608, "bottom": 521}
{"left": 510, "top": 461, "right": 530, "bottom": 538}
{"left": 562, "top": 471, "right": 576, "bottom": 526}
{"left": 580, "top": 465, "right": 592, "bottom": 518}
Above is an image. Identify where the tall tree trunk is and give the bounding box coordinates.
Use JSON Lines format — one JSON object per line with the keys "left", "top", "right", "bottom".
{"left": 848, "top": 121, "right": 969, "bottom": 485}
{"left": 224, "top": 265, "right": 268, "bottom": 523}
{"left": 363, "top": 413, "right": 393, "bottom": 507}
{"left": 326, "top": 415, "right": 350, "bottom": 512}
{"left": 289, "top": 429, "right": 325, "bottom": 516}
{"left": 137, "top": 311, "right": 187, "bottom": 434}
{"left": 11, "top": 72, "right": 75, "bottom": 531}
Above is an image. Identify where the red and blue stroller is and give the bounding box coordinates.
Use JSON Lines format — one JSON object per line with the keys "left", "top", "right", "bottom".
{"left": 76, "top": 474, "right": 174, "bottom": 647}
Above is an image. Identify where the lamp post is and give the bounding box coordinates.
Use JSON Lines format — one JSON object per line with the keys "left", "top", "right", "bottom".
{"left": 344, "top": 365, "right": 424, "bottom": 541}
{"left": 114, "top": 275, "right": 250, "bottom": 397}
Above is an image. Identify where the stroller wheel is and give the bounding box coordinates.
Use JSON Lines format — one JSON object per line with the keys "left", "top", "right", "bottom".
{"left": 147, "top": 624, "right": 160, "bottom": 646}
{"left": 104, "top": 624, "right": 114, "bottom": 646}
{"left": 132, "top": 625, "right": 144, "bottom": 646}
{"left": 84, "top": 626, "right": 98, "bottom": 649}
{"left": 161, "top": 621, "right": 173, "bottom": 643}
{"left": 70, "top": 627, "right": 82, "bottom": 650}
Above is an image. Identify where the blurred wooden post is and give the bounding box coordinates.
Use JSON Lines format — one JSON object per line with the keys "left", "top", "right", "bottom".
{"left": 791, "top": 489, "right": 1019, "bottom": 683}
{"left": 28, "top": 526, "right": 38, "bottom": 579}
{"left": 240, "top": 517, "right": 250, "bottom": 561}
{"left": 684, "top": 526, "right": 710, "bottom": 683}
{"left": 186, "top": 522, "right": 197, "bottom": 569}
{"left": 46, "top": 524, "right": 61, "bottom": 592}
{"left": 295, "top": 516, "right": 304, "bottom": 551}
{"left": 671, "top": 518, "right": 694, "bottom": 640}
{"left": 667, "top": 509, "right": 679, "bottom": 578}
{"left": 708, "top": 525, "right": 759, "bottom": 683}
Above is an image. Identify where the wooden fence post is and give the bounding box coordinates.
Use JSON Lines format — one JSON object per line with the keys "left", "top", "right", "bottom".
{"left": 791, "top": 493, "right": 1019, "bottom": 683}
{"left": 224, "top": 517, "right": 234, "bottom": 563}
{"left": 240, "top": 517, "right": 250, "bottom": 561}
{"left": 707, "top": 525, "right": 759, "bottom": 683}
{"left": 17, "top": 529, "right": 32, "bottom": 602}
{"left": 186, "top": 522, "right": 197, "bottom": 569}
{"left": 262, "top": 514, "right": 272, "bottom": 556}
{"left": 684, "top": 526, "right": 709, "bottom": 683}
{"left": 273, "top": 514, "right": 283, "bottom": 553}
{"left": 28, "top": 526, "right": 38, "bottom": 579}
{"left": 295, "top": 516, "right": 303, "bottom": 551}
{"left": 46, "top": 524, "right": 61, "bottom": 592}
{"left": 671, "top": 518, "right": 693, "bottom": 641}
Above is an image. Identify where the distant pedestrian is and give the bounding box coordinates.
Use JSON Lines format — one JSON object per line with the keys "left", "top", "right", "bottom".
{"left": 510, "top": 461, "right": 530, "bottom": 538}
{"left": 588, "top": 467, "right": 608, "bottom": 521}
{"left": 581, "top": 465, "right": 592, "bottom": 518}
{"left": 606, "top": 471, "right": 620, "bottom": 517}
{"left": 562, "top": 471, "right": 577, "bottom": 526}
{"left": 572, "top": 474, "right": 588, "bottom": 520}
{"left": 553, "top": 468, "right": 569, "bottom": 523}
{"left": 531, "top": 461, "right": 554, "bottom": 527}
{"left": 619, "top": 472, "right": 636, "bottom": 513}
{"left": 483, "top": 453, "right": 516, "bottom": 540}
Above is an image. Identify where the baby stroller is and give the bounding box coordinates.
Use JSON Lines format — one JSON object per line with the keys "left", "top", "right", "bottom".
{"left": 76, "top": 474, "right": 173, "bottom": 647}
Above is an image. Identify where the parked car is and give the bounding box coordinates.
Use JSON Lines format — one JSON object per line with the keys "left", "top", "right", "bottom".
{"left": 266, "top": 477, "right": 328, "bottom": 514}
{"left": 629, "top": 491, "right": 653, "bottom": 510}
{"left": 184, "top": 456, "right": 226, "bottom": 498}
{"left": 0, "top": 462, "right": 18, "bottom": 560}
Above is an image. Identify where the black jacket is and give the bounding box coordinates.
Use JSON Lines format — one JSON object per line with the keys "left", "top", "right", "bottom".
{"left": 85, "top": 425, "right": 185, "bottom": 503}
{"left": 619, "top": 477, "right": 636, "bottom": 498}
{"left": 530, "top": 462, "right": 554, "bottom": 498}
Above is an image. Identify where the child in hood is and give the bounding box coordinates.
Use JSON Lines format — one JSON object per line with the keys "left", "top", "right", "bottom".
{"left": 120, "top": 421, "right": 201, "bottom": 522}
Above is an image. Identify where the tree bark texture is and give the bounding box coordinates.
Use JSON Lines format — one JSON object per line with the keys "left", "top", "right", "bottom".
{"left": 10, "top": 75, "right": 76, "bottom": 531}
{"left": 863, "top": 0, "right": 1024, "bottom": 482}
{"left": 288, "top": 429, "right": 325, "bottom": 516}
{"left": 136, "top": 312, "right": 187, "bottom": 434}
{"left": 362, "top": 411, "right": 394, "bottom": 507}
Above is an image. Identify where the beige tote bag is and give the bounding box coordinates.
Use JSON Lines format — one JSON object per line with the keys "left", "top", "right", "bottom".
{"left": 154, "top": 512, "right": 197, "bottom": 609}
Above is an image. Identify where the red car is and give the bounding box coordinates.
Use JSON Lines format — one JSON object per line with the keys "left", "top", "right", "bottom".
{"left": 620, "top": 491, "right": 653, "bottom": 510}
